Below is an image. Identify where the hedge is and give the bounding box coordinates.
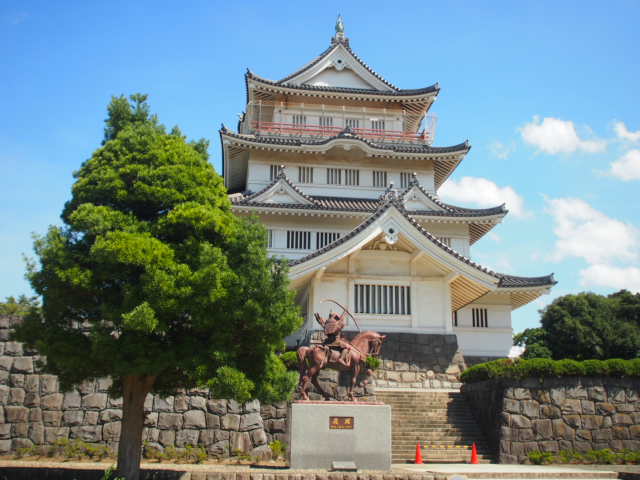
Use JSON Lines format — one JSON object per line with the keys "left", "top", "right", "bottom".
{"left": 460, "top": 357, "right": 640, "bottom": 383}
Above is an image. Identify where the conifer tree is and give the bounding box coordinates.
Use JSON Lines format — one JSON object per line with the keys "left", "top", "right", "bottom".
{"left": 13, "top": 94, "right": 301, "bottom": 480}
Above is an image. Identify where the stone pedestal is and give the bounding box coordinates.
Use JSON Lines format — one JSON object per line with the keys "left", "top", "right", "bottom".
{"left": 288, "top": 401, "right": 391, "bottom": 470}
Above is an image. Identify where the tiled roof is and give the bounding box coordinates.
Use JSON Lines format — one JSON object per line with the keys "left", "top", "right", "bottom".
{"left": 247, "top": 71, "right": 439, "bottom": 98}
{"left": 287, "top": 198, "right": 555, "bottom": 290}
{"left": 497, "top": 273, "right": 557, "bottom": 288}
{"left": 221, "top": 127, "right": 469, "bottom": 155}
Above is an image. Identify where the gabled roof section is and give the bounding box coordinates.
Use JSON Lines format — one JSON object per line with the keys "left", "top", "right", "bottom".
{"left": 240, "top": 167, "right": 314, "bottom": 206}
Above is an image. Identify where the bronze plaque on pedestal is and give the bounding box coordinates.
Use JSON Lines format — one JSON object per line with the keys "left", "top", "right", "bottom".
{"left": 329, "top": 416, "right": 354, "bottom": 429}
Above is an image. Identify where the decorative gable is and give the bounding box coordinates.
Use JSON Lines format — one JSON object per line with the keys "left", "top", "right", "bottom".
{"left": 402, "top": 186, "right": 446, "bottom": 211}
{"left": 249, "top": 177, "right": 315, "bottom": 205}
{"left": 284, "top": 44, "right": 395, "bottom": 92}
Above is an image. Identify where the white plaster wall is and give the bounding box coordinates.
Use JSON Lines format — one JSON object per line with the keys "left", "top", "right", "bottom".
{"left": 306, "top": 67, "right": 376, "bottom": 89}
{"left": 454, "top": 303, "right": 513, "bottom": 356}
{"left": 412, "top": 279, "right": 447, "bottom": 331}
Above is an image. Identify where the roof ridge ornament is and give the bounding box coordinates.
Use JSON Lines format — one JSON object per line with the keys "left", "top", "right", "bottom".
{"left": 332, "top": 14, "right": 349, "bottom": 46}
{"left": 408, "top": 172, "right": 420, "bottom": 187}
{"left": 378, "top": 181, "right": 399, "bottom": 204}
{"left": 276, "top": 164, "right": 287, "bottom": 179}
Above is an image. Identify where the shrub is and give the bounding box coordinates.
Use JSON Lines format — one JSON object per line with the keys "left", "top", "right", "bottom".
{"left": 279, "top": 351, "right": 299, "bottom": 370}
{"left": 553, "top": 359, "right": 586, "bottom": 377}
{"left": 528, "top": 451, "right": 554, "bottom": 465}
{"left": 269, "top": 439, "right": 286, "bottom": 459}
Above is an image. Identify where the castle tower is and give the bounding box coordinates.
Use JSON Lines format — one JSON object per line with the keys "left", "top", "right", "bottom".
{"left": 221, "top": 19, "right": 555, "bottom": 364}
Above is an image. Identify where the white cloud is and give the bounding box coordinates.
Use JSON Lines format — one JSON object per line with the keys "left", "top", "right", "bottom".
{"left": 439, "top": 176, "right": 528, "bottom": 218}
{"left": 580, "top": 264, "right": 640, "bottom": 293}
{"left": 520, "top": 116, "right": 606, "bottom": 154}
{"left": 489, "top": 141, "right": 514, "bottom": 160}
{"left": 488, "top": 232, "right": 502, "bottom": 243}
{"left": 614, "top": 121, "right": 640, "bottom": 142}
{"left": 610, "top": 149, "right": 640, "bottom": 181}
{"left": 546, "top": 197, "right": 639, "bottom": 264}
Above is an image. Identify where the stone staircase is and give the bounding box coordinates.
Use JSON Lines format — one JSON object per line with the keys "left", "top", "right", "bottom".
{"left": 377, "top": 389, "right": 495, "bottom": 464}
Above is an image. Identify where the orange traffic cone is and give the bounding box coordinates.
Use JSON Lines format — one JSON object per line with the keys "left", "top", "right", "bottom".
{"left": 414, "top": 443, "right": 423, "bottom": 464}
{"left": 470, "top": 442, "right": 479, "bottom": 464}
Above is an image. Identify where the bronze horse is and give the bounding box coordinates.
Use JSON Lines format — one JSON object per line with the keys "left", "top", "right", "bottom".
{"left": 297, "top": 330, "right": 386, "bottom": 401}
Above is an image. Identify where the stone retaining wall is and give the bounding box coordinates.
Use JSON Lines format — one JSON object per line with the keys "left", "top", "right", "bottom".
{"left": 0, "top": 315, "right": 287, "bottom": 457}
{"left": 462, "top": 376, "right": 640, "bottom": 463}
{"left": 372, "top": 333, "right": 465, "bottom": 389}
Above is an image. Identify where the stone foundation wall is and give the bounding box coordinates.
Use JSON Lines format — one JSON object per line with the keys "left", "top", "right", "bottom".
{"left": 372, "top": 333, "right": 465, "bottom": 389}
{"left": 0, "top": 315, "right": 287, "bottom": 457}
{"left": 462, "top": 377, "right": 640, "bottom": 463}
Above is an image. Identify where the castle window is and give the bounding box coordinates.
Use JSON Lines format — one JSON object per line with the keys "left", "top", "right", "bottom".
{"left": 267, "top": 229, "right": 274, "bottom": 248}
{"left": 452, "top": 310, "right": 458, "bottom": 327}
{"left": 327, "top": 168, "right": 342, "bottom": 185}
{"left": 298, "top": 166, "right": 314, "bottom": 184}
{"left": 400, "top": 172, "right": 413, "bottom": 188}
{"left": 286, "top": 230, "right": 312, "bottom": 250}
{"left": 319, "top": 116, "right": 333, "bottom": 128}
{"left": 316, "top": 231, "right": 341, "bottom": 249}
{"left": 472, "top": 308, "right": 488, "bottom": 328}
{"left": 292, "top": 114, "right": 306, "bottom": 126}
{"left": 344, "top": 169, "right": 360, "bottom": 186}
{"left": 269, "top": 165, "right": 279, "bottom": 181}
{"left": 345, "top": 118, "right": 360, "bottom": 129}
{"left": 373, "top": 170, "right": 388, "bottom": 188}
{"left": 354, "top": 284, "right": 411, "bottom": 315}
{"left": 371, "top": 119, "right": 385, "bottom": 131}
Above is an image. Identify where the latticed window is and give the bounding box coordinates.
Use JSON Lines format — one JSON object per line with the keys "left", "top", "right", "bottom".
{"left": 286, "top": 231, "right": 312, "bottom": 250}
{"left": 269, "top": 165, "right": 279, "bottom": 181}
{"left": 400, "top": 172, "right": 413, "bottom": 188}
{"left": 345, "top": 118, "right": 360, "bottom": 129}
{"left": 472, "top": 308, "right": 488, "bottom": 328}
{"left": 327, "top": 168, "right": 342, "bottom": 185}
{"left": 298, "top": 166, "right": 314, "bottom": 184}
{"left": 344, "top": 169, "right": 360, "bottom": 186}
{"left": 267, "top": 229, "right": 274, "bottom": 248}
{"left": 319, "top": 116, "right": 333, "bottom": 128}
{"left": 292, "top": 114, "right": 306, "bottom": 126}
{"left": 371, "top": 119, "right": 385, "bottom": 131}
{"left": 316, "top": 232, "right": 341, "bottom": 249}
{"left": 373, "top": 170, "right": 388, "bottom": 188}
{"left": 354, "top": 284, "right": 411, "bottom": 315}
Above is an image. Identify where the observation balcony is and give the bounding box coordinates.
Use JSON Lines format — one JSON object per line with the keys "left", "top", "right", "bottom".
{"left": 239, "top": 101, "right": 437, "bottom": 145}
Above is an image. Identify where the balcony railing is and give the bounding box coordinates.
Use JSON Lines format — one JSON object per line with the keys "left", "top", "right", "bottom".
{"left": 249, "top": 121, "right": 433, "bottom": 144}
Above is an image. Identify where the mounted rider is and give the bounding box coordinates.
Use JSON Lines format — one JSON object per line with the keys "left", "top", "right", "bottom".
{"left": 314, "top": 311, "right": 353, "bottom": 367}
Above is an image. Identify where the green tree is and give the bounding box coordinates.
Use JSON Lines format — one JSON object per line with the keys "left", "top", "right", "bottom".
{"left": 0, "top": 295, "right": 39, "bottom": 317}
{"left": 514, "top": 291, "right": 640, "bottom": 360}
{"left": 13, "top": 94, "right": 301, "bottom": 480}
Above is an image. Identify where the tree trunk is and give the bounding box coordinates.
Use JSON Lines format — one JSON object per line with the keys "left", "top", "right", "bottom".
{"left": 117, "top": 375, "right": 156, "bottom": 480}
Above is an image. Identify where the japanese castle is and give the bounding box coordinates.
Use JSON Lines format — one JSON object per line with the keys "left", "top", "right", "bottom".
{"left": 221, "top": 17, "right": 555, "bottom": 360}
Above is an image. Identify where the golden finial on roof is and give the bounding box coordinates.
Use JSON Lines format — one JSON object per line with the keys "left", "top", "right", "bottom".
{"left": 332, "top": 14, "right": 348, "bottom": 45}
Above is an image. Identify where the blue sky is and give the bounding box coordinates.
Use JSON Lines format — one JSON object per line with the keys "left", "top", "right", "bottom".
{"left": 1, "top": 1, "right": 639, "bottom": 333}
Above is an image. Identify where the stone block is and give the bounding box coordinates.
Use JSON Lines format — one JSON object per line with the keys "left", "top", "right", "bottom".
{"left": 610, "top": 387, "right": 626, "bottom": 403}
{"left": 269, "top": 419, "right": 286, "bottom": 433}
{"left": 24, "top": 392, "right": 39, "bottom": 408}
{"left": 208, "top": 399, "right": 227, "bottom": 415}
{"left": 540, "top": 404, "right": 561, "bottom": 419}
{"left": 12, "top": 422, "right": 28, "bottom": 437}
{"left": 228, "top": 399, "right": 242, "bottom": 414}
{"left": 191, "top": 395, "right": 207, "bottom": 411}
{"left": 102, "top": 422, "right": 121, "bottom": 442}
{"left": 518, "top": 429, "right": 535, "bottom": 441}
{"left": 158, "top": 429, "right": 175, "bottom": 446}
{"left": 613, "top": 426, "right": 630, "bottom": 440}
{"left": 144, "top": 393, "right": 153, "bottom": 412}
{"left": 576, "top": 429, "right": 592, "bottom": 441}
{"left": 29, "top": 423, "right": 44, "bottom": 444}
{"left": 63, "top": 410, "right": 84, "bottom": 426}
{"left": 503, "top": 398, "right": 520, "bottom": 414}
{"left": 0, "top": 424, "right": 10, "bottom": 439}
{"left": 29, "top": 407, "right": 42, "bottom": 422}
{"left": 78, "top": 380, "right": 96, "bottom": 394}
{"left": 145, "top": 412, "right": 158, "bottom": 427}
{"left": 174, "top": 394, "right": 189, "bottom": 412}
{"left": 215, "top": 430, "right": 230, "bottom": 442}
{"left": 566, "top": 386, "right": 588, "bottom": 399}
{"left": 250, "top": 444, "right": 271, "bottom": 460}
{"left": 587, "top": 386, "right": 606, "bottom": 402}
{"left": 244, "top": 399, "right": 260, "bottom": 413}
{"left": 176, "top": 429, "right": 200, "bottom": 447}
{"left": 12, "top": 438, "right": 33, "bottom": 450}
{"left": 84, "top": 411, "right": 99, "bottom": 425}
{"left": 593, "top": 428, "right": 612, "bottom": 441}
{"left": 206, "top": 413, "right": 220, "bottom": 429}
{"left": 158, "top": 413, "right": 183, "bottom": 430}
{"left": 44, "top": 427, "right": 69, "bottom": 444}
{"left": 513, "top": 388, "right": 531, "bottom": 400}
{"left": 533, "top": 419, "right": 552, "bottom": 440}
{"left": 510, "top": 415, "right": 531, "bottom": 428}
{"left": 582, "top": 415, "right": 603, "bottom": 429}
{"left": 596, "top": 402, "right": 615, "bottom": 415}
{"left": 0, "top": 385, "right": 9, "bottom": 403}
{"left": 154, "top": 395, "right": 174, "bottom": 412}
{"left": 143, "top": 428, "right": 159, "bottom": 443}
{"left": 261, "top": 405, "right": 276, "bottom": 419}
{"left": 231, "top": 431, "right": 252, "bottom": 453}
{"left": 550, "top": 388, "right": 565, "bottom": 406}
{"left": 63, "top": 391, "right": 81, "bottom": 409}
{"left": 630, "top": 425, "right": 640, "bottom": 439}
{"left": 207, "top": 440, "right": 229, "bottom": 457}
{"left": 0, "top": 357, "right": 13, "bottom": 372}
{"left": 39, "top": 375, "right": 58, "bottom": 394}
{"left": 565, "top": 415, "right": 582, "bottom": 428}
{"left": 5, "top": 405, "right": 28, "bottom": 423}
{"left": 614, "top": 413, "right": 633, "bottom": 425}
{"left": 82, "top": 393, "right": 107, "bottom": 410}
{"left": 9, "top": 387, "right": 25, "bottom": 404}
{"left": 0, "top": 370, "right": 8, "bottom": 385}
{"left": 43, "top": 410, "right": 62, "bottom": 427}
{"left": 71, "top": 425, "right": 102, "bottom": 442}
{"left": 251, "top": 428, "right": 267, "bottom": 446}
{"left": 539, "top": 440, "right": 559, "bottom": 452}
{"left": 100, "top": 408, "right": 123, "bottom": 423}
{"left": 41, "top": 393, "right": 63, "bottom": 410}
{"left": 522, "top": 400, "right": 539, "bottom": 418}
{"left": 240, "top": 412, "right": 262, "bottom": 431}
{"left": 97, "top": 377, "right": 112, "bottom": 392}
{"left": 109, "top": 396, "right": 123, "bottom": 408}
{"left": 552, "top": 419, "right": 575, "bottom": 440}
{"left": 4, "top": 342, "right": 23, "bottom": 356}
{"left": 184, "top": 410, "right": 207, "bottom": 429}
{"left": 221, "top": 414, "right": 241, "bottom": 430}
{"left": 11, "top": 357, "right": 33, "bottom": 373}
{"left": 10, "top": 374, "right": 24, "bottom": 388}
{"left": 580, "top": 400, "right": 595, "bottom": 414}
{"left": 562, "top": 399, "right": 582, "bottom": 414}
{"left": 24, "top": 375, "right": 39, "bottom": 393}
